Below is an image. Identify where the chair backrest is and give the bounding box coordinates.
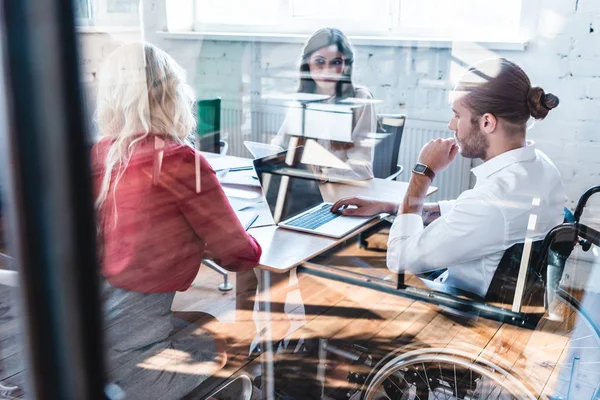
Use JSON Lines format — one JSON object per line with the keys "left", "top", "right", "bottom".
{"left": 196, "top": 98, "right": 221, "bottom": 154}
{"left": 372, "top": 114, "right": 406, "bottom": 179}
{"left": 484, "top": 208, "right": 580, "bottom": 309}
{"left": 484, "top": 240, "right": 548, "bottom": 308}
{"left": 574, "top": 185, "right": 600, "bottom": 222}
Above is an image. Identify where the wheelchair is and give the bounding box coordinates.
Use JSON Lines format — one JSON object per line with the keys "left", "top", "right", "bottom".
{"left": 289, "top": 185, "right": 600, "bottom": 400}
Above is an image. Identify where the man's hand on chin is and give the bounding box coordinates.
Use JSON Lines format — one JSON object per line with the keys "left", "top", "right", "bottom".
{"left": 418, "top": 138, "right": 459, "bottom": 173}
{"left": 401, "top": 138, "right": 458, "bottom": 215}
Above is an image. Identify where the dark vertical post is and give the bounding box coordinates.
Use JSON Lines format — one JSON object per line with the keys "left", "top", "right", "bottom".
{"left": 0, "top": 0, "right": 107, "bottom": 399}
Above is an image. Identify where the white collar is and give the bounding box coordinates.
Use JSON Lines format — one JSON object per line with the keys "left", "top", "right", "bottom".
{"left": 471, "top": 141, "right": 536, "bottom": 180}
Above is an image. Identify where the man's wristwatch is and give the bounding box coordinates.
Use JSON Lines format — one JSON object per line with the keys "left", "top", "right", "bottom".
{"left": 412, "top": 163, "right": 436, "bottom": 181}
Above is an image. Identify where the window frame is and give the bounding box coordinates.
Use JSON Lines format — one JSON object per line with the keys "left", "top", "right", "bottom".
{"left": 74, "top": 0, "right": 94, "bottom": 26}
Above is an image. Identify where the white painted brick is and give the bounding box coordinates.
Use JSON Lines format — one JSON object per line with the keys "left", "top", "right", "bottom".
{"left": 569, "top": 58, "right": 600, "bottom": 77}
{"left": 517, "top": 51, "right": 569, "bottom": 79}
{"left": 559, "top": 12, "right": 594, "bottom": 39}
{"left": 572, "top": 140, "right": 600, "bottom": 162}
{"left": 570, "top": 98, "right": 600, "bottom": 121}
{"left": 554, "top": 162, "right": 576, "bottom": 182}
{"left": 198, "top": 43, "right": 229, "bottom": 58}
{"left": 553, "top": 35, "right": 574, "bottom": 56}
{"left": 575, "top": 123, "right": 600, "bottom": 141}
{"left": 577, "top": 0, "right": 600, "bottom": 13}
{"left": 585, "top": 78, "right": 600, "bottom": 97}
{"left": 535, "top": 139, "right": 576, "bottom": 161}
{"left": 548, "top": 77, "right": 586, "bottom": 103}
{"left": 215, "top": 59, "right": 235, "bottom": 76}
{"left": 572, "top": 32, "right": 600, "bottom": 57}
{"left": 544, "top": 0, "right": 577, "bottom": 15}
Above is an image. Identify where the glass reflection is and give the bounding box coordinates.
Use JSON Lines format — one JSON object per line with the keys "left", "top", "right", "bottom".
{"left": 70, "top": 0, "right": 600, "bottom": 399}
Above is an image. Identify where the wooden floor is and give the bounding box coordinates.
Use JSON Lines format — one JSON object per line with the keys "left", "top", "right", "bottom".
{"left": 0, "top": 231, "right": 598, "bottom": 399}
{"left": 177, "top": 231, "right": 600, "bottom": 399}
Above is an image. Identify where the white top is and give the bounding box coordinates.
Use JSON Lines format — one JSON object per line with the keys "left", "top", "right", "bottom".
{"left": 272, "top": 87, "right": 377, "bottom": 180}
{"left": 387, "top": 142, "right": 567, "bottom": 297}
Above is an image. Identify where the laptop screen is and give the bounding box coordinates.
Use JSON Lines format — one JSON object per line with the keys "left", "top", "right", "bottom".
{"left": 253, "top": 146, "right": 325, "bottom": 224}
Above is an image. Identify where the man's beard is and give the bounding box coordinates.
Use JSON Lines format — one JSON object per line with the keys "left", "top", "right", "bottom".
{"left": 457, "top": 123, "right": 489, "bottom": 159}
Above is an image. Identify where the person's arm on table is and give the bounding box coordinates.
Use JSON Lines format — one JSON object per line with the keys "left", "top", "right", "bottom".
{"left": 330, "top": 138, "right": 451, "bottom": 225}
{"left": 172, "top": 149, "right": 262, "bottom": 271}
{"left": 331, "top": 196, "right": 442, "bottom": 226}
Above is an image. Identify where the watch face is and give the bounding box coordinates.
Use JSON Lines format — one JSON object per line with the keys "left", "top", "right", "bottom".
{"left": 414, "top": 164, "right": 427, "bottom": 173}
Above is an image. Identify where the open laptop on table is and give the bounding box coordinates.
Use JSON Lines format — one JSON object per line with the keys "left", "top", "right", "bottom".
{"left": 253, "top": 147, "right": 375, "bottom": 238}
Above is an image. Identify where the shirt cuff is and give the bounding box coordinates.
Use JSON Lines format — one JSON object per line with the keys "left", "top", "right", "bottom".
{"left": 388, "top": 213, "right": 424, "bottom": 241}
{"left": 438, "top": 200, "right": 456, "bottom": 216}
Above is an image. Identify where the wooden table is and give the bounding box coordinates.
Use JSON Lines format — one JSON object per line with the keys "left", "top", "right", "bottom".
{"left": 249, "top": 175, "right": 436, "bottom": 273}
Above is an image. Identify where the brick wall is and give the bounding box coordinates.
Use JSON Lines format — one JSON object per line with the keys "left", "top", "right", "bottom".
{"left": 500, "top": 0, "right": 600, "bottom": 211}
{"left": 76, "top": 30, "right": 142, "bottom": 135}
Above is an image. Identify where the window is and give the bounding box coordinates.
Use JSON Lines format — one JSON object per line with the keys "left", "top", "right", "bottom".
{"left": 74, "top": 0, "right": 92, "bottom": 24}
{"left": 189, "top": 0, "right": 525, "bottom": 40}
{"left": 193, "top": 0, "right": 393, "bottom": 35}
{"left": 74, "top": 0, "right": 140, "bottom": 27}
{"left": 287, "top": 0, "right": 393, "bottom": 34}
{"left": 194, "top": 0, "right": 282, "bottom": 26}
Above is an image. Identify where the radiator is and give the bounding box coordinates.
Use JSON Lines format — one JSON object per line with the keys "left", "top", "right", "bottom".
{"left": 399, "top": 119, "right": 472, "bottom": 201}
{"left": 220, "top": 102, "right": 285, "bottom": 159}
{"left": 220, "top": 104, "right": 472, "bottom": 201}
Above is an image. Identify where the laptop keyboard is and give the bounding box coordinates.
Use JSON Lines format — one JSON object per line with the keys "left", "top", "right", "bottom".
{"left": 286, "top": 204, "right": 340, "bottom": 230}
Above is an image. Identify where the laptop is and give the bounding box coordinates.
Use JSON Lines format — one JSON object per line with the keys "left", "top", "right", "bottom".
{"left": 253, "top": 147, "right": 374, "bottom": 238}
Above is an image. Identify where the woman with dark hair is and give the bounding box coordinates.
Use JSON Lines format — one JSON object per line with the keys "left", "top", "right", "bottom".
{"left": 272, "top": 28, "right": 377, "bottom": 180}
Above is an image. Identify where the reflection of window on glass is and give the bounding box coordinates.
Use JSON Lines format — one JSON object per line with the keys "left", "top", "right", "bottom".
{"left": 74, "top": 0, "right": 91, "bottom": 19}
{"left": 73, "top": 0, "right": 139, "bottom": 26}
{"left": 106, "top": 0, "right": 138, "bottom": 13}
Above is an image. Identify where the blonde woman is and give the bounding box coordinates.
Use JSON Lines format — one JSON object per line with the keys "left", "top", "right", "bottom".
{"left": 92, "top": 42, "right": 261, "bottom": 398}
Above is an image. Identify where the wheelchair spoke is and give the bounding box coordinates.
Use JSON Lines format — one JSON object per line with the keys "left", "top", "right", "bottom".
{"left": 488, "top": 372, "right": 510, "bottom": 400}
{"left": 398, "top": 371, "right": 422, "bottom": 400}
{"left": 438, "top": 362, "right": 449, "bottom": 400}
{"left": 385, "top": 371, "right": 409, "bottom": 399}
{"left": 421, "top": 362, "right": 442, "bottom": 400}
{"left": 453, "top": 364, "right": 458, "bottom": 399}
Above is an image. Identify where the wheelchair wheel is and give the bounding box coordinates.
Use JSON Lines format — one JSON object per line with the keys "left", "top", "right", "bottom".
{"left": 361, "top": 347, "right": 536, "bottom": 400}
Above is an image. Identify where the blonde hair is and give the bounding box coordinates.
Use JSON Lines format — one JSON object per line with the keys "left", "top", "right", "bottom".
{"left": 95, "top": 42, "right": 196, "bottom": 211}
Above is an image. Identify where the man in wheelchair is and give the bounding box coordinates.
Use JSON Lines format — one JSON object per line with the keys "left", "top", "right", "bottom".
{"left": 332, "top": 58, "right": 567, "bottom": 299}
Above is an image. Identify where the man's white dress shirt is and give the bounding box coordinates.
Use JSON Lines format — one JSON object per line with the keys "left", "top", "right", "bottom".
{"left": 387, "top": 142, "right": 567, "bottom": 297}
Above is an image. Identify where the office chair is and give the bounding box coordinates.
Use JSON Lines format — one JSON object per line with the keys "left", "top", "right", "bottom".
{"left": 196, "top": 98, "right": 228, "bottom": 155}
{"left": 372, "top": 114, "right": 406, "bottom": 180}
